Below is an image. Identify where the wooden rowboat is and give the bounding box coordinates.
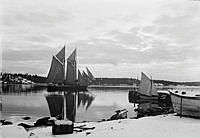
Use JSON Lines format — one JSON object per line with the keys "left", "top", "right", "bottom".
{"left": 170, "top": 90, "right": 200, "bottom": 118}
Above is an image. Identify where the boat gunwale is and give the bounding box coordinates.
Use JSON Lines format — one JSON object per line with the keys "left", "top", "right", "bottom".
{"left": 138, "top": 92, "right": 158, "bottom": 98}
{"left": 170, "top": 91, "right": 200, "bottom": 100}
{"left": 129, "top": 90, "right": 159, "bottom": 97}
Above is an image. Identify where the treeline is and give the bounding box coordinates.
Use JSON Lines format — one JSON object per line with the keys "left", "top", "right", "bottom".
{"left": 1, "top": 73, "right": 200, "bottom": 86}
{"left": 2, "top": 73, "right": 47, "bottom": 83}
{"left": 94, "top": 78, "right": 200, "bottom": 86}
{"left": 93, "top": 78, "right": 139, "bottom": 86}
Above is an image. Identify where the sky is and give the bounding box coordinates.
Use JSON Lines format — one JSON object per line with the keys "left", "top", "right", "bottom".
{"left": 1, "top": 0, "right": 200, "bottom": 81}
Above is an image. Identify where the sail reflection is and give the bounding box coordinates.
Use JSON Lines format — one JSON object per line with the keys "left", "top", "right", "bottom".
{"left": 45, "top": 91, "right": 95, "bottom": 122}
{"left": 46, "top": 94, "right": 64, "bottom": 119}
{"left": 0, "top": 85, "right": 2, "bottom": 112}
{"left": 78, "top": 92, "right": 95, "bottom": 110}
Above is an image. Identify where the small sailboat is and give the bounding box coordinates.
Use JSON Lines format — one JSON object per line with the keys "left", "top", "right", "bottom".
{"left": 129, "top": 72, "right": 159, "bottom": 103}
{"left": 129, "top": 72, "right": 172, "bottom": 109}
{"left": 129, "top": 72, "right": 169, "bottom": 103}
{"left": 170, "top": 90, "right": 200, "bottom": 118}
{"left": 86, "top": 67, "right": 95, "bottom": 82}
{"left": 139, "top": 72, "right": 159, "bottom": 99}
{"left": 78, "top": 70, "right": 88, "bottom": 87}
{"left": 47, "top": 45, "right": 90, "bottom": 92}
{"left": 78, "top": 67, "right": 95, "bottom": 87}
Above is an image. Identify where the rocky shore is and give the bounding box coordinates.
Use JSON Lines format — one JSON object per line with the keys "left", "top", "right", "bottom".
{"left": 1, "top": 113, "right": 200, "bottom": 138}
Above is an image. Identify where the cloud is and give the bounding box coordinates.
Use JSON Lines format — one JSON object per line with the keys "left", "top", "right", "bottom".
{"left": 3, "top": 60, "right": 48, "bottom": 75}
{"left": 72, "top": 31, "right": 183, "bottom": 65}
{"left": 1, "top": 0, "right": 75, "bottom": 52}
{"left": 2, "top": 47, "right": 54, "bottom": 62}
{"left": 1, "top": 0, "right": 200, "bottom": 81}
{"left": 2, "top": 46, "right": 57, "bottom": 75}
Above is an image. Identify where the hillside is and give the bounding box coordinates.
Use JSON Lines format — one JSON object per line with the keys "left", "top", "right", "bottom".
{"left": 1, "top": 73, "right": 200, "bottom": 86}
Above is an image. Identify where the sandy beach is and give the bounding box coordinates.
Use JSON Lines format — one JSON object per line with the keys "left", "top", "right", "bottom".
{"left": 1, "top": 114, "right": 200, "bottom": 138}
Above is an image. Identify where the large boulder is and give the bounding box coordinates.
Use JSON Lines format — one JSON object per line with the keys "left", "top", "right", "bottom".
{"left": 1, "top": 120, "right": 13, "bottom": 125}
{"left": 34, "top": 117, "right": 54, "bottom": 127}
{"left": 22, "top": 116, "right": 31, "bottom": 120}
{"left": 109, "top": 109, "right": 128, "bottom": 120}
{"left": 52, "top": 120, "right": 74, "bottom": 135}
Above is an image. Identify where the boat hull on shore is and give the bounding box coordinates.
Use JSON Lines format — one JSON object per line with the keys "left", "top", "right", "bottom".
{"left": 129, "top": 90, "right": 171, "bottom": 105}
{"left": 47, "top": 85, "right": 87, "bottom": 92}
{"left": 129, "top": 90, "right": 158, "bottom": 103}
{"left": 170, "top": 91, "right": 200, "bottom": 118}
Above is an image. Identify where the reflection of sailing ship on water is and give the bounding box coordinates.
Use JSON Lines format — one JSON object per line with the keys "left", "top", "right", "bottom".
{"left": 46, "top": 93, "right": 76, "bottom": 121}
{"left": 0, "top": 82, "right": 2, "bottom": 113}
{"left": 47, "top": 45, "right": 95, "bottom": 92}
{"left": 77, "top": 92, "right": 95, "bottom": 110}
{"left": 45, "top": 92, "right": 95, "bottom": 122}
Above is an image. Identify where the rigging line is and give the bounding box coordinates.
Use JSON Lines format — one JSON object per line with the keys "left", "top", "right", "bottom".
{"left": 54, "top": 55, "right": 64, "bottom": 66}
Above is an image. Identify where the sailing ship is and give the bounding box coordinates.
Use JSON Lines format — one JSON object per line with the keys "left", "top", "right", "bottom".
{"left": 170, "top": 90, "right": 200, "bottom": 118}
{"left": 47, "top": 45, "right": 95, "bottom": 92}
{"left": 129, "top": 72, "right": 159, "bottom": 103}
{"left": 129, "top": 72, "right": 170, "bottom": 103}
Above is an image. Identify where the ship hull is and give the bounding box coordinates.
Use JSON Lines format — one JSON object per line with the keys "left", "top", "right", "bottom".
{"left": 47, "top": 85, "right": 87, "bottom": 92}
{"left": 170, "top": 91, "right": 200, "bottom": 118}
{"left": 129, "top": 90, "right": 158, "bottom": 103}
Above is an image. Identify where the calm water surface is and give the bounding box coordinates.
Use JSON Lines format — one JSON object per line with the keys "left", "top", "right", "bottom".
{"left": 1, "top": 85, "right": 136, "bottom": 123}
{"left": 2, "top": 85, "right": 200, "bottom": 123}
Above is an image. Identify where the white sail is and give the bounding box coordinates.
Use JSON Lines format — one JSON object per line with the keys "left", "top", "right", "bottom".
{"left": 66, "top": 49, "right": 77, "bottom": 85}
{"left": 138, "top": 72, "right": 158, "bottom": 96}
{"left": 47, "top": 56, "right": 64, "bottom": 83}
{"left": 86, "top": 67, "right": 95, "bottom": 81}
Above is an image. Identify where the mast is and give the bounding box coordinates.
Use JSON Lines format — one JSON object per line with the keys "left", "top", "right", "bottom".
{"left": 63, "top": 92, "right": 66, "bottom": 120}
{"left": 74, "top": 48, "right": 77, "bottom": 81}
{"left": 64, "top": 45, "right": 66, "bottom": 81}
{"left": 150, "top": 75, "right": 152, "bottom": 96}
{"left": 136, "top": 75, "right": 139, "bottom": 88}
